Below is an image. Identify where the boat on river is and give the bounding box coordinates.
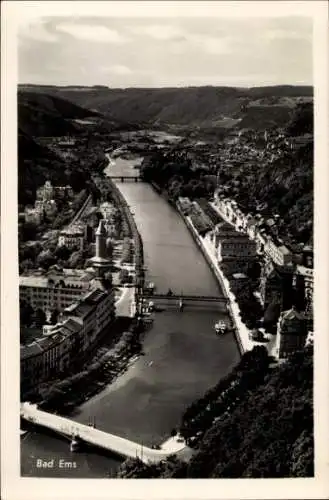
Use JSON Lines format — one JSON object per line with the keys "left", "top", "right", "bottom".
{"left": 146, "top": 282, "right": 155, "bottom": 294}
{"left": 70, "top": 434, "right": 82, "bottom": 452}
{"left": 214, "top": 320, "right": 228, "bottom": 335}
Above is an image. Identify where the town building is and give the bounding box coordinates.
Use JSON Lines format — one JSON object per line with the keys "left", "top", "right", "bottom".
{"left": 58, "top": 223, "right": 85, "bottom": 251}
{"left": 294, "top": 246, "right": 314, "bottom": 315}
{"left": 177, "top": 197, "right": 193, "bottom": 215}
{"left": 210, "top": 221, "right": 257, "bottom": 274}
{"left": 264, "top": 238, "right": 293, "bottom": 267}
{"left": 36, "top": 181, "right": 73, "bottom": 202}
{"left": 36, "top": 180, "right": 54, "bottom": 201}
{"left": 100, "top": 202, "right": 116, "bottom": 220}
{"left": 62, "top": 288, "right": 115, "bottom": 350}
{"left": 229, "top": 272, "right": 249, "bottom": 295}
{"left": 275, "top": 307, "right": 308, "bottom": 359}
{"left": 259, "top": 258, "right": 294, "bottom": 312}
{"left": 20, "top": 220, "right": 116, "bottom": 395}
{"left": 19, "top": 269, "right": 94, "bottom": 313}
{"left": 24, "top": 207, "right": 44, "bottom": 224}
{"left": 21, "top": 317, "right": 84, "bottom": 394}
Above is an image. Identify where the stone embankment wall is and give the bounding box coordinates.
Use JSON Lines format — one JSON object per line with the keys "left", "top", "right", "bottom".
{"left": 176, "top": 204, "right": 245, "bottom": 355}
{"left": 107, "top": 179, "right": 145, "bottom": 289}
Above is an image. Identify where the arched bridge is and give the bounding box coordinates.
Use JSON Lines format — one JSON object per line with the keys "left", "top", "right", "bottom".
{"left": 20, "top": 403, "right": 192, "bottom": 464}
{"left": 109, "top": 176, "right": 141, "bottom": 182}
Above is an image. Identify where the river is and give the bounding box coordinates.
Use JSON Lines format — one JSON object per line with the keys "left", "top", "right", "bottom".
{"left": 21, "top": 152, "right": 240, "bottom": 478}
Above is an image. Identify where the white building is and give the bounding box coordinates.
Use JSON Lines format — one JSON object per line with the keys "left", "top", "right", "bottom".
{"left": 275, "top": 307, "right": 308, "bottom": 359}
{"left": 24, "top": 207, "right": 43, "bottom": 224}
{"left": 100, "top": 202, "right": 116, "bottom": 219}
{"left": 264, "top": 238, "right": 292, "bottom": 267}
{"left": 296, "top": 264, "right": 314, "bottom": 314}
{"left": 36, "top": 181, "right": 54, "bottom": 201}
{"left": 58, "top": 224, "right": 84, "bottom": 251}
{"left": 19, "top": 274, "right": 91, "bottom": 313}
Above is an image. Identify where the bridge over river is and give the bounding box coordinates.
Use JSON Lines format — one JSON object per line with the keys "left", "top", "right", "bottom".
{"left": 140, "top": 293, "right": 229, "bottom": 312}
{"left": 21, "top": 403, "right": 192, "bottom": 464}
{"left": 108, "top": 175, "right": 141, "bottom": 182}
{"left": 21, "top": 152, "right": 240, "bottom": 478}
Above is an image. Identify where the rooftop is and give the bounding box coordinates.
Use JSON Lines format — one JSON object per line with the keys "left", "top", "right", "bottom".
{"left": 20, "top": 342, "right": 43, "bottom": 360}
{"left": 20, "top": 276, "right": 48, "bottom": 288}
{"left": 60, "top": 226, "right": 84, "bottom": 236}
{"left": 232, "top": 273, "right": 248, "bottom": 279}
{"left": 95, "top": 219, "right": 107, "bottom": 237}
{"left": 84, "top": 288, "right": 107, "bottom": 305}
{"left": 62, "top": 318, "right": 82, "bottom": 334}
{"left": 89, "top": 256, "right": 111, "bottom": 266}
{"left": 64, "top": 301, "right": 95, "bottom": 319}
{"left": 281, "top": 308, "right": 306, "bottom": 321}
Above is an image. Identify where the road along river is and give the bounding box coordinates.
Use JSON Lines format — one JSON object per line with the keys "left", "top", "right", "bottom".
{"left": 21, "top": 154, "right": 240, "bottom": 478}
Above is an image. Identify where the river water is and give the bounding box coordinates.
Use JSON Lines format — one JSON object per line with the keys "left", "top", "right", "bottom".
{"left": 21, "top": 152, "right": 240, "bottom": 478}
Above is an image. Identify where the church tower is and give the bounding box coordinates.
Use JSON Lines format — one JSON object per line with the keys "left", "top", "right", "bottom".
{"left": 90, "top": 220, "right": 112, "bottom": 283}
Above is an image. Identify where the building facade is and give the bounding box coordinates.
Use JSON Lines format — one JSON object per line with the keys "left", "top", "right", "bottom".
{"left": 275, "top": 307, "right": 308, "bottom": 359}
{"left": 36, "top": 181, "right": 73, "bottom": 202}
{"left": 58, "top": 224, "right": 85, "bottom": 251}
{"left": 264, "top": 238, "right": 292, "bottom": 267}
{"left": 210, "top": 221, "right": 257, "bottom": 274}
{"left": 20, "top": 274, "right": 91, "bottom": 313}
{"left": 20, "top": 219, "right": 116, "bottom": 395}
{"left": 259, "top": 257, "right": 294, "bottom": 312}
{"left": 24, "top": 207, "right": 44, "bottom": 224}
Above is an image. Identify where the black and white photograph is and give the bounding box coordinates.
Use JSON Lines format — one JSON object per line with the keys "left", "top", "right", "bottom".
{"left": 1, "top": 0, "right": 329, "bottom": 498}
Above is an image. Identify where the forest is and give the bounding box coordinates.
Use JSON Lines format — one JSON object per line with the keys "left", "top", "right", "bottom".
{"left": 19, "top": 84, "right": 313, "bottom": 129}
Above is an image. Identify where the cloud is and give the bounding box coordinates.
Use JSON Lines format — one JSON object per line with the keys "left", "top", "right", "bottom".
{"left": 265, "top": 28, "right": 311, "bottom": 42}
{"left": 127, "top": 23, "right": 231, "bottom": 55}
{"left": 100, "top": 65, "right": 132, "bottom": 75}
{"left": 19, "top": 20, "right": 58, "bottom": 43}
{"left": 128, "top": 24, "right": 185, "bottom": 41}
{"left": 190, "top": 34, "right": 232, "bottom": 55}
{"left": 56, "top": 23, "right": 130, "bottom": 43}
{"left": 18, "top": 17, "right": 313, "bottom": 88}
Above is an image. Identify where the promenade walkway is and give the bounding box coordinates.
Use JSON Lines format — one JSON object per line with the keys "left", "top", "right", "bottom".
{"left": 21, "top": 403, "right": 191, "bottom": 464}
{"left": 186, "top": 216, "right": 277, "bottom": 356}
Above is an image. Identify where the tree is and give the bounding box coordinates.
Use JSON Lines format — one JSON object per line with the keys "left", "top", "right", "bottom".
{"left": 290, "top": 430, "right": 314, "bottom": 477}
{"left": 33, "top": 308, "right": 46, "bottom": 328}
{"left": 20, "top": 221, "right": 38, "bottom": 242}
{"left": 55, "top": 244, "right": 72, "bottom": 261}
{"left": 263, "top": 299, "right": 281, "bottom": 331}
{"left": 20, "top": 300, "right": 34, "bottom": 327}
{"left": 68, "top": 250, "right": 84, "bottom": 268}
{"left": 36, "top": 250, "right": 56, "bottom": 270}
{"left": 49, "top": 309, "right": 59, "bottom": 325}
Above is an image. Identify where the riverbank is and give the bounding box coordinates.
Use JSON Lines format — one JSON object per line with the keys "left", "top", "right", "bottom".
{"left": 105, "top": 177, "right": 145, "bottom": 289}
{"left": 21, "top": 151, "right": 242, "bottom": 478}
{"left": 33, "top": 162, "right": 146, "bottom": 414}
{"left": 175, "top": 205, "right": 244, "bottom": 354}
{"left": 176, "top": 206, "right": 277, "bottom": 356}
{"left": 36, "top": 316, "right": 149, "bottom": 415}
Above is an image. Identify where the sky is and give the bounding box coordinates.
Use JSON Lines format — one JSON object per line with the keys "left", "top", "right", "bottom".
{"left": 18, "top": 16, "right": 313, "bottom": 88}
